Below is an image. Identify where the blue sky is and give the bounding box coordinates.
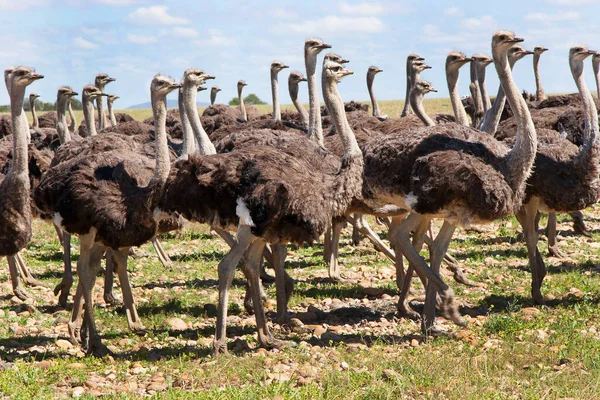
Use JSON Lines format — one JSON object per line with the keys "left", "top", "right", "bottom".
{"left": 1, "top": 0, "right": 600, "bottom": 108}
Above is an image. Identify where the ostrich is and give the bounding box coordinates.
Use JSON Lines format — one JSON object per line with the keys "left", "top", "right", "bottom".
{"left": 29, "top": 93, "right": 41, "bottom": 131}
{"left": 469, "top": 57, "right": 484, "bottom": 127}
{"left": 533, "top": 46, "right": 549, "bottom": 102}
{"left": 159, "top": 57, "right": 363, "bottom": 354}
{"left": 360, "top": 30, "right": 538, "bottom": 333}
{"left": 592, "top": 52, "right": 600, "bottom": 99}
{"left": 94, "top": 73, "right": 115, "bottom": 131}
{"left": 237, "top": 80, "right": 249, "bottom": 122}
{"left": 270, "top": 61, "right": 289, "bottom": 122}
{"left": 68, "top": 98, "right": 76, "bottom": 134}
{"left": 34, "top": 74, "right": 181, "bottom": 356}
{"left": 288, "top": 71, "right": 308, "bottom": 127}
{"left": 210, "top": 86, "right": 221, "bottom": 106}
{"left": 106, "top": 94, "right": 119, "bottom": 127}
{"left": 1, "top": 67, "right": 43, "bottom": 304}
{"left": 473, "top": 54, "right": 493, "bottom": 113}
{"left": 401, "top": 54, "right": 424, "bottom": 117}
{"left": 514, "top": 45, "right": 600, "bottom": 305}
{"left": 367, "top": 66, "right": 388, "bottom": 121}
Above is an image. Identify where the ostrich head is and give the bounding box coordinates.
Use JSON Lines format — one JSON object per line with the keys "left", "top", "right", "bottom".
{"left": 322, "top": 60, "right": 353, "bottom": 84}
{"left": 413, "top": 79, "right": 437, "bottom": 95}
{"left": 211, "top": 86, "right": 222, "bottom": 95}
{"left": 507, "top": 45, "right": 534, "bottom": 67}
{"left": 492, "top": 30, "right": 524, "bottom": 56}
{"left": 472, "top": 53, "right": 493, "bottom": 68}
{"left": 305, "top": 38, "right": 332, "bottom": 58}
{"left": 237, "top": 80, "right": 247, "bottom": 91}
{"left": 367, "top": 65, "right": 383, "bottom": 76}
{"left": 151, "top": 74, "right": 181, "bottom": 98}
{"left": 95, "top": 73, "right": 115, "bottom": 89}
{"left": 183, "top": 68, "right": 215, "bottom": 87}
{"left": 57, "top": 86, "right": 78, "bottom": 100}
{"left": 107, "top": 94, "right": 119, "bottom": 104}
{"left": 8, "top": 66, "right": 43, "bottom": 90}
{"left": 82, "top": 84, "right": 108, "bottom": 102}
{"left": 288, "top": 71, "right": 307, "bottom": 84}
{"left": 407, "top": 53, "right": 425, "bottom": 62}
{"left": 446, "top": 52, "right": 472, "bottom": 71}
{"left": 198, "top": 86, "right": 208, "bottom": 92}
{"left": 271, "top": 60, "right": 289, "bottom": 74}
{"left": 29, "top": 93, "right": 40, "bottom": 101}
{"left": 533, "top": 46, "right": 549, "bottom": 55}
{"left": 324, "top": 53, "right": 350, "bottom": 64}
{"left": 592, "top": 52, "right": 600, "bottom": 66}
{"left": 414, "top": 61, "right": 432, "bottom": 73}
{"left": 569, "top": 45, "right": 595, "bottom": 76}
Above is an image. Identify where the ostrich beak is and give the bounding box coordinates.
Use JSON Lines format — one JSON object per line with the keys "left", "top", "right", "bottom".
{"left": 318, "top": 43, "right": 332, "bottom": 50}
{"left": 510, "top": 37, "right": 525, "bottom": 43}
{"left": 69, "top": 91, "right": 79, "bottom": 97}
{"left": 205, "top": 75, "right": 216, "bottom": 80}
{"left": 282, "top": 65, "right": 289, "bottom": 69}
{"left": 340, "top": 69, "right": 354, "bottom": 77}
{"left": 107, "top": 77, "right": 116, "bottom": 82}
{"left": 32, "top": 73, "right": 44, "bottom": 80}
{"left": 430, "top": 88, "right": 438, "bottom": 92}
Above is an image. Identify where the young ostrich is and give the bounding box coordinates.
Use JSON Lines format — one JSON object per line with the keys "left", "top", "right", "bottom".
{"left": 367, "top": 66, "right": 388, "bottom": 121}
{"left": 270, "top": 61, "right": 289, "bottom": 122}
{"left": 401, "top": 54, "right": 425, "bottom": 117}
{"left": 288, "top": 71, "right": 308, "bottom": 127}
{"left": 360, "top": 31, "right": 538, "bottom": 333}
{"left": 533, "top": 46, "right": 549, "bottom": 102}
{"left": 159, "top": 58, "right": 363, "bottom": 354}
{"left": 94, "top": 73, "right": 115, "bottom": 131}
{"left": 106, "top": 94, "right": 119, "bottom": 127}
{"left": 0, "top": 67, "right": 44, "bottom": 300}
{"left": 474, "top": 54, "right": 493, "bottom": 113}
{"left": 34, "top": 74, "right": 181, "bottom": 356}
{"left": 210, "top": 86, "right": 221, "bottom": 106}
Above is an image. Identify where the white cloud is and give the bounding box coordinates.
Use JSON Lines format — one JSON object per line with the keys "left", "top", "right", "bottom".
{"left": 524, "top": 11, "right": 581, "bottom": 23}
{"left": 195, "top": 29, "right": 237, "bottom": 46}
{"left": 544, "top": 0, "right": 599, "bottom": 4}
{"left": 268, "top": 7, "right": 297, "bottom": 19}
{"left": 338, "top": 2, "right": 384, "bottom": 16}
{"left": 73, "top": 37, "right": 98, "bottom": 49}
{"left": 94, "top": 0, "right": 139, "bottom": 4}
{"left": 127, "top": 34, "right": 158, "bottom": 44}
{"left": 420, "top": 24, "right": 464, "bottom": 44}
{"left": 125, "top": 6, "right": 188, "bottom": 26}
{"left": 461, "top": 16, "right": 496, "bottom": 30}
{"left": 0, "top": 0, "right": 47, "bottom": 11}
{"left": 444, "top": 7, "right": 464, "bottom": 17}
{"left": 286, "top": 16, "right": 384, "bottom": 35}
{"left": 172, "top": 27, "right": 198, "bottom": 38}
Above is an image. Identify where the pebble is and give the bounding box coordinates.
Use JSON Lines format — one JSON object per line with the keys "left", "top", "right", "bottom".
{"left": 361, "top": 287, "right": 384, "bottom": 297}
{"left": 166, "top": 317, "right": 188, "bottom": 331}
{"left": 71, "top": 386, "right": 85, "bottom": 397}
{"left": 55, "top": 339, "right": 73, "bottom": 350}
{"left": 410, "top": 339, "right": 420, "bottom": 347}
{"left": 340, "top": 361, "right": 349, "bottom": 370}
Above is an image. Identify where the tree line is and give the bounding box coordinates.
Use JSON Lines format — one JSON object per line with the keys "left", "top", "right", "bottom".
{"left": 0, "top": 96, "right": 83, "bottom": 113}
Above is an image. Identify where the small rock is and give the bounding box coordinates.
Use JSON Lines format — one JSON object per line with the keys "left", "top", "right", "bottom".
{"left": 410, "top": 339, "right": 420, "bottom": 347}
{"left": 36, "top": 360, "right": 51, "bottom": 369}
{"left": 340, "top": 361, "right": 349, "bottom": 370}
{"left": 484, "top": 257, "right": 495, "bottom": 266}
{"left": 361, "top": 287, "right": 384, "bottom": 297}
{"left": 147, "top": 382, "right": 168, "bottom": 391}
{"left": 55, "top": 339, "right": 73, "bottom": 350}
{"left": 72, "top": 386, "right": 85, "bottom": 397}
{"left": 382, "top": 368, "right": 401, "bottom": 381}
{"left": 288, "top": 318, "right": 304, "bottom": 328}
{"left": 166, "top": 317, "right": 188, "bottom": 331}
{"left": 296, "top": 377, "right": 310, "bottom": 387}
{"left": 521, "top": 307, "right": 540, "bottom": 316}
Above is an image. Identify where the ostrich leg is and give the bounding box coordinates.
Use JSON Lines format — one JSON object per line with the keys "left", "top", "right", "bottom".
{"left": 15, "top": 253, "right": 44, "bottom": 287}
{"left": 7, "top": 255, "right": 29, "bottom": 300}
{"left": 570, "top": 211, "right": 591, "bottom": 237}
{"left": 103, "top": 250, "right": 118, "bottom": 306}
{"left": 151, "top": 237, "right": 172, "bottom": 268}
{"left": 517, "top": 200, "right": 546, "bottom": 305}
{"left": 546, "top": 213, "right": 567, "bottom": 258}
{"left": 54, "top": 230, "right": 74, "bottom": 307}
{"left": 111, "top": 248, "right": 146, "bottom": 334}
{"left": 327, "top": 220, "right": 345, "bottom": 282}
{"left": 351, "top": 214, "right": 361, "bottom": 246}
{"left": 271, "top": 243, "right": 294, "bottom": 324}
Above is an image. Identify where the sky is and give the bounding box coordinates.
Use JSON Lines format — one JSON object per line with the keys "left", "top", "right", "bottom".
{"left": 1, "top": 0, "right": 600, "bottom": 109}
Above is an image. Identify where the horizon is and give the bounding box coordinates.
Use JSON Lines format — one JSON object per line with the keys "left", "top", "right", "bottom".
{"left": 1, "top": 1, "right": 600, "bottom": 108}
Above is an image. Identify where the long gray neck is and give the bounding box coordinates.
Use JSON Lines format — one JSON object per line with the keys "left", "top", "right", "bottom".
{"left": 183, "top": 82, "right": 215, "bottom": 156}
{"left": 30, "top": 97, "right": 38, "bottom": 129}
{"left": 56, "top": 96, "right": 72, "bottom": 144}
{"left": 83, "top": 95, "right": 98, "bottom": 136}
{"left": 271, "top": 69, "right": 281, "bottom": 122}
{"left": 479, "top": 58, "right": 519, "bottom": 134}
{"left": 469, "top": 62, "right": 484, "bottom": 127}
{"left": 67, "top": 101, "right": 76, "bottom": 133}
{"left": 322, "top": 75, "right": 361, "bottom": 160}
{"left": 107, "top": 100, "right": 117, "bottom": 127}
{"left": 572, "top": 59, "right": 600, "bottom": 177}
{"left": 410, "top": 88, "right": 435, "bottom": 127}
{"left": 210, "top": 90, "right": 217, "bottom": 105}
{"left": 497, "top": 48, "right": 537, "bottom": 192}
{"left": 477, "top": 64, "right": 492, "bottom": 111}
{"left": 367, "top": 73, "right": 382, "bottom": 118}
{"left": 593, "top": 61, "right": 600, "bottom": 100}
{"left": 306, "top": 53, "right": 324, "bottom": 145}
{"left": 401, "top": 61, "right": 414, "bottom": 117}
{"left": 289, "top": 80, "right": 308, "bottom": 127}
{"left": 8, "top": 84, "right": 29, "bottom": 182}
{"left": 95, "top": 83, "right": 105, "bottom": 131}
{"left": 533, "top": 53, "right": 546, "bottom": 101}
{"left": 149, "top": 91, "right": 170, "bottom": 187}
{"left": 447, "top": 67, "right": 469, "bottom": 126}
{"left": 238, "top": 86, "right": 247, "bottom": 122}
{"left": 178, "top": 86, "right": 194, "bottom": 157}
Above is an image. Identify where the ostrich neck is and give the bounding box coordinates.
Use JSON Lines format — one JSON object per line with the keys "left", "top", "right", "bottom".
{"left": 477, "top": 66, "right": 492, "bottom": 111}
{"left": 447, "top": 68, "right": 469, "bottom": 126}
{"left": 470, "top": 63, "right": 484, "bottom": 119}
{"left": 95, "top": 83, "right": 105, "bottom": 131}
{"left": 210, "top": 90, "right": 217, "bottom": 106}
{"left": 56, "top": 96, "right": 72, "bottom": 144}
{"left": 183, "top": 83, "right": 215, "bottom": 156}
{"left": 572, "top": 60, "right": 600, "bottom": 175}
{"left": 107, "top": 100, "right": 117, "bottom": 127}
{"left": 67, "top": 101, "right": 76, "bottom": 132}
{"left": 289, "top": 81, "right": 308, "bottom": 126}
{"left": 533, "top": 54, "right": 546, "bottom": 101}
{"left": 367, "top": 73, "right": 382, "bottom": 118}
{"left": 306, "top": 53, "right": 324, "bottom": 146}
{"left": 9, "top": 85, "right": 29, "bottom": 182}
{"left": 479, "top": 58, "right": 519, "bottom": 134}
{"left": 150, "top": 92, "right": 170, "bottom": 188}
{"left": 593, "top": 62, "right": 600, "bottom": 99}
{"left": 238, "top": 87, "right": 247, "bottom": 122}
{"left": 410, "top": 90, "right": 435, "bottom": 127}
{"left": 271, "top": 70, "right": 281, "bottom": 122}
{"left": 401, "top": 62, "right": 414, "bottom": 117}
{"left": 496, "top": 48, "right": 537, "bottom": 192}
{"left": 83, "top": 96, "right": 98, "bottom": 136}
{"left": 322, "top": 77, "right": 361, "bottom": 160}
{"left": 30, "top": 97, "right": 38, "bottom": 129}
{"left": 178, "top": 87, "right": 194, "bottom": 157}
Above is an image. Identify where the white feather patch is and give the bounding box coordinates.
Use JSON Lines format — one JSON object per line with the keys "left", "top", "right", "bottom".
{"left": 236, "top": 199, "right": 255, "bottom": 227}
{"left": 153, "top": 208, "right": 170, "bottom": 222}
{"left": 53, "top": 212, "right": 64, "bottom": 229}
{"left": 405, "top": 192, "right": 418, "bottom": 210}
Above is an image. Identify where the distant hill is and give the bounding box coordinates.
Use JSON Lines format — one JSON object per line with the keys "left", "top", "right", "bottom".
{"left": 127, "top": 100, "right": 210, "bottom": 109}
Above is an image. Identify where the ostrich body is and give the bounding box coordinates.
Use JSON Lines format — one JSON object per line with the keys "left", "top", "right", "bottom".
{"left": 159, "top": 57, "right": 363, "bottom": 354}
{"left": 94, "top": 73, "right": 115, "bottom": 131}
{"left": 401, "top": 54, "right": 424, "bottom": 117}
{"left": 367, "top": 66, "right": 387, "bottom": 121}
{"left": 0, "top": 67, "right": 44, "bottom": 300}
{"left": 34, "top": 74, "right": 181, "bottom": 356}
{"left": 360, "top": 31, "right": 538, "bottom": 332}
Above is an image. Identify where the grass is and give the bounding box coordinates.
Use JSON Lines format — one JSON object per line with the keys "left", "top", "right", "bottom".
{"left": 2, "top": 99, "right": 600, "bottom": 398}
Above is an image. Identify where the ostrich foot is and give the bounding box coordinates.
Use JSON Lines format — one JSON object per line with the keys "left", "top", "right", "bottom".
{"left": 261, "top": 336, "right": 296, "bottom": 350}
{"left": 104, "top": 292, "right": 122, "bottom": 307}
{"left": 128, "top": 321, "right": 147, "bottom": 336}
{"left": 572, "top": 213, "right": 592, "bottom": 238}
{"left": 328, "top": 273, "right": 347, "bottom": 284}
{"left": 243, "top": 285, "right": 267, "bottom": 315}
{"left": 452, "top": 268, "right": 477, "bottom": 287}
{"left": 13, "top": 287, "right": 30, "bottom": 301}
{"left": 213, "top": 339, "right": 228, "bottom": 356}
{"left": 397, "top": 301, "right": 421, "bottom": 321}
{"left": 260, "top": 268, "right": 276, "bottom": 284}
{"left": 68, "top": 322, "right": 81, "bottom": 345}
{"left": 438, "top": 289, "right": 466, "bottom": 327}
{"left": 548, "top": 245, "right": 567, "bottom": 259}
{"left": 87, "top": 336, "right": 112, "bottom": 358}
{"left": 54, "top": 277, "right": 73, "bottom": 307}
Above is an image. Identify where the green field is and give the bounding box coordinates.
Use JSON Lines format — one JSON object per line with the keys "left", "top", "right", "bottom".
{"left": 2, "top": 99, "right": 600, "bottom": 398}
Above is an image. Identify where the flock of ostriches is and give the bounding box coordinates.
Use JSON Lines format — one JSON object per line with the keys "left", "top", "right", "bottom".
{"left": 0, "top": 30, "right": 599, "bottom": 359}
